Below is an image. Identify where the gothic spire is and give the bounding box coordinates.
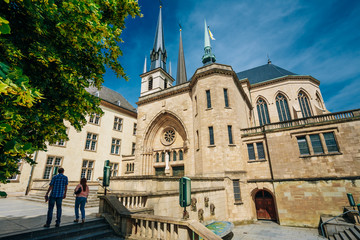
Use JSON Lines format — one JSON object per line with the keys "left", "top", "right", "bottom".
{"left": 202, "top": 19, "right": 216, "bottom": 65}
{"left": 150, "top": 5, "right": 167, "bottom": 71}
{"left": 143, "top": 56, "right": 147, "bottom": 73}
{"left": 176, "top": 27, "right": 187, "bottom": 85}
{"left": 169, "top": 61, "right": 172, "bottom": 76}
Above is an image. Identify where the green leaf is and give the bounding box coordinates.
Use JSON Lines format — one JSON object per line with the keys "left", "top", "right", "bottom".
{"left": 0, "top": 123, "right": 12, "bottom": 132}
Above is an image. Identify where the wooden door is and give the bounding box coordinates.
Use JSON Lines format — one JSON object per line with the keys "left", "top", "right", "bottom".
{"left": 255, "top": 190, "right": 277, "bottom": 220}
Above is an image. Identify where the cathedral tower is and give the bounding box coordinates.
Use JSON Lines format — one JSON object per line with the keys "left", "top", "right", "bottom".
{"left": 140, "top": 5, "right": 174, "bottom": 97}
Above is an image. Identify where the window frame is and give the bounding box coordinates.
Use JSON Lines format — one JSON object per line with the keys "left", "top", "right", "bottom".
{"left": 256, "top": 98, "right": 270, "bottom": 126}
{"left": 110, "top": 138, "right": 121, "bottom": 155}
{"left": 43, "top": 156, "right": 62, "bottom": 180}
{"left": 206, "top": 90, "right": 212, "bottom": 109}
{"left": 227, "top": 125, "right": 234, "bottom": 145}
{"left": 84, "top": 132, "right": 98, "bottom": 152}
{"left": 223, "top": 88, "right": 229, "bottom": 108}
{"left": 81, "top": 159, "right": 94, "bottom": 181}
{"left": 131, "top": 142, "right": 136, "bottom": 155}
{"left": 148, "top": 77, "right": 153, "bottom": 90}
{"left": 298, "top": 91, "right": 312, "bottom": 118}
{"left": 113, "top": 116, "right": 123, "bottom": 132}
{"left": 89, "top": 113, "right": 101, "bottom": 125}
{"left": 208, "top": 126, "right": 215, "bottom": 145}
{"left": 232, "top": 179, "right": 242, "bottom": 204}
{"left": 276, "top": 94, "right": 291, "bottom": 122}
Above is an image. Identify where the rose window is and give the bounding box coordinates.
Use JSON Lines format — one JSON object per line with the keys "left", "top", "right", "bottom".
{"left": 164, "top": 129, "right": 175, "bottom": 143}
{"left": 161, "top": 128, "right": 176, "bottom": 146}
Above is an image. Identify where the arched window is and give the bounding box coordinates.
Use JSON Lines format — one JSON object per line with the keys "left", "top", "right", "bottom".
{"left": 315, "top": 92, "right": 323, "bottom": 109}
{"left": 173, "top": 151, "right": 177, "bottom": 161}
{"left": 256, "top": 98, "right": 270, "bottom": 125}
{"left": 179, "top": 150, "right": 183, "bottom": 160}
{"left": 298, "top": 91, "right": 312, "bottom": 118}
{"left": 161, "top": 152, "right": 165, "bottom": 162}
{"left": 276, "top": 94, "right": 291, "bottom": 122}
{"left": 156, "top": 153, "right": 159, "bottom": 162}
{"left": 126, "top": 163, "right": 129, "bottom": 172}
{"left": 148, "top": 77, "right": 153, "bottom": 90}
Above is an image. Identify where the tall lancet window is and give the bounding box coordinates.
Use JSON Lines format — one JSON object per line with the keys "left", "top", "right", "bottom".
{"left": 256, "top": 98, "right": 270, "bottom": 126}
{"left": 148, "top": 78, "right": 153, "bottom": 90}
{"left": 276, "top": 94, "right": 291, "bottom": 122}
{"left": 298, "top": 91, "right": 312, "bottom": 118}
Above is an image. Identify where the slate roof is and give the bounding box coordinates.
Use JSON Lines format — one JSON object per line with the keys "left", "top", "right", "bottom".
{"left": 236, "top": 63, "right": 297, "bottom": 85}
{"left": 86, "top": 86, "right": 137, "bottom": 113}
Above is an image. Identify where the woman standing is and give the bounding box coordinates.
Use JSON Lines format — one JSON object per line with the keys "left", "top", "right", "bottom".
{"left": 74, "top": 178, "right": 89, "bottom": 223}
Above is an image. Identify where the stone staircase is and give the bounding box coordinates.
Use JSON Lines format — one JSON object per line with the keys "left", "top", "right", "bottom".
{"left": 328, "top": 225, "right": 360, "bottom": 240}
{"left": 320, "top": 208, "right": 360, "bottom": 240}
{"left": 20, "top": 188, "right": 100, "bottom": 208}
{"left": 0, "top": 218, "right": 122, "bottom": 240}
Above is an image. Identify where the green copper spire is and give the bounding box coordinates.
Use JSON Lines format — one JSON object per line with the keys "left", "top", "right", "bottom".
{"left": 202, "top": 19, "right": 216, "bottom": 65}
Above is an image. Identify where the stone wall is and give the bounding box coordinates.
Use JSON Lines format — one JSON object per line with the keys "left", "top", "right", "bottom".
{"left": 274, "top": 179, "right": 360, "bottom": 227}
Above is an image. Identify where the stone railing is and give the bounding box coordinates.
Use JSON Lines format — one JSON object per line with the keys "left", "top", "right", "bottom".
{"left": 99, "top": 195, "right": 221, "bottom": 240}
{"left": 241, "top": 109, "right": 360, "bottom": 135}
{"left": 118, "top": 194, "right": 147, "bottom": 209}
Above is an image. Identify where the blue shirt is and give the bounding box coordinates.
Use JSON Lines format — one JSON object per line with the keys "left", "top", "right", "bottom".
{"left": 49, "top": 173, "right": 68, "bottom": 198}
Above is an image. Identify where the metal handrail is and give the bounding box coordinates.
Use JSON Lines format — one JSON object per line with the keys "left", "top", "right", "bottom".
{"left": 320, "top": 210, "right": 359, "bottom": 238}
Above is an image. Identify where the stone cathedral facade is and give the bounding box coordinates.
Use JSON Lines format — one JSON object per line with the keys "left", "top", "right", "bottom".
{"left": 109, "top": 6, "right": 360, "bottom": 227}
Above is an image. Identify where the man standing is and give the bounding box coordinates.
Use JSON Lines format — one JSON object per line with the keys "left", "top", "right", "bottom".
{"left": 44, "top": 167, "right": 68, "bottom": 227}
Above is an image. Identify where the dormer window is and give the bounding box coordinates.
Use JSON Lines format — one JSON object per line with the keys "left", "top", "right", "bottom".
{"left": 117, "top": 100, "right": 121, "bottom": 106}
{"left": 95, "top": 91, "right": 100, "bottom": 97}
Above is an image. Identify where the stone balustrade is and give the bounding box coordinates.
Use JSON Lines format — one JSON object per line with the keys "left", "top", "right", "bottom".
{"left": 99, "top": 195, "right": 221, "bottom": 240}
{"left": 241, "top": 109, "right": 360, "bottom": 136}
{"left": 118, "top": 195, "right": 147, "bottom": 209}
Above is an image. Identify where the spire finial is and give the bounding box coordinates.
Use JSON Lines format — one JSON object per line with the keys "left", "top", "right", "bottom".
{"left": 267, "top": 54, "right": 271, "bottom": 64}
{"left": 176, "top": 26, "right": 187, "bottom": 85}
{"left": 169, "top": 61, "right": 172, "bottom": 76}
{"left": 143, "top": 56, "right": 147, "bottom": 73}
{"left": 202, "top": 19, "right": 216, "bottom": 65}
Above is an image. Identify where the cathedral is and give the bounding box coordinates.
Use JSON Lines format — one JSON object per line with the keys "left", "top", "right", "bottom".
{"left": 115, "top": 5, "right": 360, "bottom": 227}
{"left": 2, "top": 4, "right": 359, "bottom": 230}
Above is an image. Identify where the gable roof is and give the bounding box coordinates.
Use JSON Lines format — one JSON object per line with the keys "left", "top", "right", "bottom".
{"left": 236, "top": 63, "right": 297, "bottom": 85}
{"left": 86, "top": 86, "right": 137, "bottom": 113}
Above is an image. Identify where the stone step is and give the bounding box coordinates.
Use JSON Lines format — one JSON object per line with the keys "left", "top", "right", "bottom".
{"left": 344, "top": 229, "right": 357, "bottom": 240}
{"left": 349, "top": 227, "right": 360, "bottom": 240}
{"left": 0, "top": 218, "right": 116, "bottom": 240}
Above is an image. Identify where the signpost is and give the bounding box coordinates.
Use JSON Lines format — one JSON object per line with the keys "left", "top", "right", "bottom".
{"left": 103, "top": 160, "right": 110, "bottom": 195}
{"left": 179, "top": 177, "right": 191, "bottom": 219}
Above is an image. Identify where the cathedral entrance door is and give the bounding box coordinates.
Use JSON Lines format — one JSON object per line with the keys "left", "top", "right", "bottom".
{"left": 255, "top": 190, "right": 277, "bottom": 221}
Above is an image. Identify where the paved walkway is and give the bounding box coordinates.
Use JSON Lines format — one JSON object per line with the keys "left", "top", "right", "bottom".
{"left": 232, "top": 220, "right": 325, "bottom": 240}
{"left": 0, "top": 197, "right": 98, "bottom": 237}
{"left": 0, "top": 197, "right": 325, "bottom": 239}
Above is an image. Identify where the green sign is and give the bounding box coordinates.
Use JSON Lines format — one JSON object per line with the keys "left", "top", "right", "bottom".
{"left": 179, "top": 177, "right": 191, "bottom": 207}
{"left": 103, "top": 160, "right": 110, "bottom": 187}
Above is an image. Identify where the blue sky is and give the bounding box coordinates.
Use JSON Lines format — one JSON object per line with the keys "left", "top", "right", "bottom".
{"left": 103, "top": 0, "right": 360, "bottom": 113}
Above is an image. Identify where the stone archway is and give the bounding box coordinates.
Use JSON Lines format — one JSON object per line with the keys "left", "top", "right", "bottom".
{"left": 142, "top": 111, "right": 188, "bottom": 176}
{"left": 254, "top": 189, "right": 277, "bottom": 221}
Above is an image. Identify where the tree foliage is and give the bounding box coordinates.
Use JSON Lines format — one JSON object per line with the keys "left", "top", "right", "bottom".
{"left": 0, "top": 0, "right": 141, "bottom": 183}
